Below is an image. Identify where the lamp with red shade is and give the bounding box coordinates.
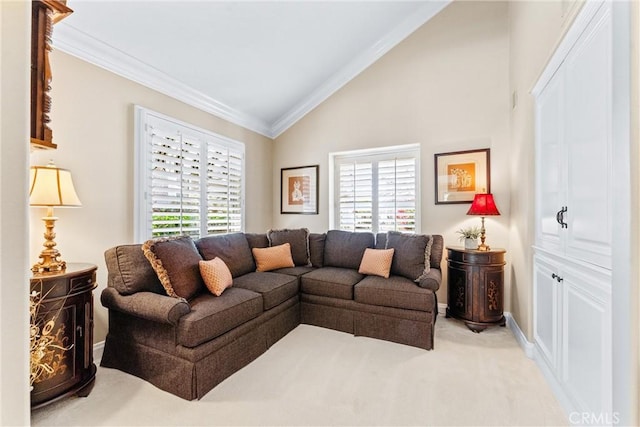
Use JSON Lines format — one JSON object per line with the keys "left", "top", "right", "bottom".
{"left": 466, "top": 193, "right": 500, "bottom": 251}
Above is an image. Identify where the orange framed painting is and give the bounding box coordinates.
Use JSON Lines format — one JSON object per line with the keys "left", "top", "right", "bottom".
{"left": 434, "top": 148, "right": 490, "bottom": 204}
{"left": 281, "top": 165, "right": 319, "bottom": 214}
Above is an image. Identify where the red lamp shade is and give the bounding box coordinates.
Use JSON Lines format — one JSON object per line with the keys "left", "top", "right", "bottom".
{"left": 467, "top": 193, "right": 500, "bottom": 216}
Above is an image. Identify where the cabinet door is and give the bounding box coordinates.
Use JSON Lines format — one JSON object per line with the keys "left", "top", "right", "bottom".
{"left": 535, "top": 68, "right": 565, "bottom": 253}
{"left": 561, "top": 265, "right": 612, "bottom": 416}
{"left": 533, "top": 255, "right": 560, "bottom": 370}
{"left": 563, "top": 4, "right": 612, "bottom": 269}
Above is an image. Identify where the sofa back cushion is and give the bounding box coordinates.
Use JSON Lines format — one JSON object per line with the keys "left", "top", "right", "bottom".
{"left": 267, "top": 228, "right": 310, "bottom": 266}
{"left": 377, "top": 232, "right": 444, "bottom": 270}
{"left": 142, "top": 236, "right": 204, "bottom": 300}
{"left": 244, "top": 233, "right": 269, "bottom": 250}
{"left": 323, "top": 230, "right": 374, "bottom": 270}
{"left": 104, "top": 244, "right": 165, "bottom": 295}
{"left": 196, "top": 233, "right": 255, "bottom": 277}
{"left": 309, "top": 233, "right": 326, "bottom": 268}
{"left": 384, "top": 231, "right": 433, "bottom": 282}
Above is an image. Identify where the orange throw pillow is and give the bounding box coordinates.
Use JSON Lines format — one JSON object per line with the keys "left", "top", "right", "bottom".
{"left": 199, "top": 257, "right": 233, "bottom": 296}
{"left": 252, "top": 243, "right": 295, "bottom": 272}
{"left": 358, "top": 248, "right": 395, "bottom": 278}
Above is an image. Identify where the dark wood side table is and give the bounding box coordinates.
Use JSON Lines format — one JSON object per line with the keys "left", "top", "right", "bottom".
{"left": 30, "top": 263, "right": 97, "bottom": 409}
{"left": 445, "top": 247, "right": 506, "bottom": 332}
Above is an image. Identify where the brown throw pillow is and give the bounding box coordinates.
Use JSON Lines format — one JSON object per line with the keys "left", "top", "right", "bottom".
{"left": 199, "top": 257, "right": 233, "bottom": 296}
{"left": 142, "top": 235, "right": 204, "bottom": 300}
{"left": 385, "top": 232, "right": 433, "bottom": 282}
{"left": 252, "top": 243, "right": 295, "bottom": 272}
{"left": 267, "top": 228, "right": 310, "bottom": 266}
{"left": 358, "top": 248, "right": 395, "bottom": 278}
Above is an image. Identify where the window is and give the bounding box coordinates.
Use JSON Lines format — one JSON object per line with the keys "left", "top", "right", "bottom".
{"left": 134, "top": 106, "right": 245, "bottom": 241}
{"left": 331, "top": 145, "right": 420, "bottom": 233}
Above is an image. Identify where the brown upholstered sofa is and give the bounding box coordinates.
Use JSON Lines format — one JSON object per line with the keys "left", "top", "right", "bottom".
{"left": 100, "top": 229, "right": 443, "bottom": 400}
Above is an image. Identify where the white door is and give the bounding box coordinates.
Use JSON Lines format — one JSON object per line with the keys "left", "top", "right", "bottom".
{"left": 563, "top": 3, "right": 612, "bottom": 270}
{"left": 561, "top": 264, "right": 612, "bottom": 417}
{"left": 535, "top": 70, "right": 565, "bottom": 254}
{"left": 533, "top": 254, "right": 560, "bottom": 370}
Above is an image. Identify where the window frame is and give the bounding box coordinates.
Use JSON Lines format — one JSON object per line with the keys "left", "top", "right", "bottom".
{"left": 329, "top": 144, "right": 421, "bottom": 234}
{"left": 134, "top": 106, "right": 245, "bottom": 242}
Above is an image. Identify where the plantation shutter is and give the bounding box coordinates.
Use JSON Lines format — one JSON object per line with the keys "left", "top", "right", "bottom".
{"left": 137, "top": 107, "right": 245, "bottom": 240}
{"left": 334, "top": 146, "right": 419, "bottom": 233}
{"left": 378, "top": 157, "right": 416, "bottom": 233}
{"left": 338, "top": 161, "right": 373, "bottom": 232}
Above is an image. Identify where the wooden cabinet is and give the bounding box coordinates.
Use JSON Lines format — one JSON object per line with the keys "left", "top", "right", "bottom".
{"left": 445, "top": 247, "right": 506, "bottom": 332}
{"left": 30, "top": 263, "right": 97, "bottom": 408}
{"left": 30, "top": 0, "right": 72, "bottom": 150}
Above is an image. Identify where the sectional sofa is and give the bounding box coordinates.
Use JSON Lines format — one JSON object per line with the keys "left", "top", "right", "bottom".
{"left": 100, "top": 229, "right": 444, "bottom": 400}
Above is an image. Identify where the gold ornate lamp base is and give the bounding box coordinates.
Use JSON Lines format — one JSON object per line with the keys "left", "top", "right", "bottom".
{"left": 476, "top": 216, "right": 491, "bottom": 251}
{"left": 32, "top": 207, "right": 67, "bottom": 273}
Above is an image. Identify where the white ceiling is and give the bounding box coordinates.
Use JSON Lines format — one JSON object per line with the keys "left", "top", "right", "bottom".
{"left": 54, "top": 1, "right": 450, "bottom": 138}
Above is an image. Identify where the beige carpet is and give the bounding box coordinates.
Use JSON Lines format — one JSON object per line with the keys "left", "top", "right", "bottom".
{"left": 31, "top": 318, "right": 568, "bottom": 426}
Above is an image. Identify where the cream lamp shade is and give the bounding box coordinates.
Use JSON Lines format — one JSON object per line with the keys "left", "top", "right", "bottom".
{"left": 30, "top": 161, "right": 82, "bottom": 273}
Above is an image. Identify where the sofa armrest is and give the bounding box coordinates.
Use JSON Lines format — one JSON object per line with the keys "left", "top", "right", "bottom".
{"left": 417, "top": 268, "right": 442, "bottom": 291}
{"left": 101, "top": 287, "right": 190, "bottom": 325}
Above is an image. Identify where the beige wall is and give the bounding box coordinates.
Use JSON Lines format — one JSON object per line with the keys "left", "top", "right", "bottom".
{"left": 274, "top": 1, "right": 511, "bottom": 308}
{"left": 0, "top": 0, "right": 31, "bottom": 424}
{"left": 30, "top": 51, "right": 274, "bottom": 344}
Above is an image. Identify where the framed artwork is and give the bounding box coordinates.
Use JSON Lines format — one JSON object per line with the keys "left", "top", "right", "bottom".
{"left": 281, "top": 165, "right": 319, "bottom": 214}
{"left": 434, "top": 148, "right": 490, "bottom": 204}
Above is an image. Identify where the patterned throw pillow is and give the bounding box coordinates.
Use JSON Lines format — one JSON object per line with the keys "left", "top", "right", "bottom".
{"left": 358, "top": 248, "right": 395, "bottom": 278}
{"left": 142, "top": 235, "right": 204, "bottom": 300}
{"left": 199, "top": 257, "right": 233, "bottom": 296}
{"left": 252, "top": 243, "right": 295, "bottom": 272}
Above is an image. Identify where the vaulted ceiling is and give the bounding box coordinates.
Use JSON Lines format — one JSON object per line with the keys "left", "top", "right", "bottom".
{"left": 54, "top": 1, "right": 450, "bottom": 138}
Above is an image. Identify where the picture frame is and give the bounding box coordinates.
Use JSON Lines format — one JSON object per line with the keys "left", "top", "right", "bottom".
{"left": 434, "top": 148, "right": 490, "bottom": 204}
{"left": 281, "top": 165, "right": 319, "bottom": 214}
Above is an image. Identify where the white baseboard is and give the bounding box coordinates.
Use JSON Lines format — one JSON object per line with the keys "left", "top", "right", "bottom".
{"left": 93, "top": 341, "right": 105, "bottom": 364}
{"left": 505, "top": 312, "right": 535, "bottom": 359}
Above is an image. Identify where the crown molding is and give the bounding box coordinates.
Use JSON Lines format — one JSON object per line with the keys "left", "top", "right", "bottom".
{"left": 270, "top": 0, "right": 451, "bottom": 138}
{"left": 52, "top": 24, "right": 274, "bottom": 138}
{"left": 53, "top": 1, "right": 450, "bottom": 140}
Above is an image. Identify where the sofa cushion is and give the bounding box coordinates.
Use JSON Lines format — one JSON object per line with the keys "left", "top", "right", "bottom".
{"left": 196, "top": 233, "right": 255, "bottom": 277}
{"left": 267, "top": 228, "right": 310, "bottom": 266}
{"left": 245, "top": 233, "right": 269, "bottom": 250}
{"left": 104, "top": 244, "right": 165, "bottom": 295}
{"left": 301, "top": 267, "right": 364, "bottom": 300}
{"left": 273, "top": 266, "right": 315, "bottom": 277}
{"left": 358, "top": 248, "right": 395, "bottom": 278}
{"left": 233, "top": 271, "right": 299, "bottom": 310}
{"left": 323, "top": 230, "right": 374, "bottom": 270}
{"left": 199, "top": 257, "right": 233, "bottom": 297}
{"left": 378, "top": 232, "right": 444, "bottom": 269}
{"left": 252, "top": 243, "right": 295, "bottom": 272}
{"left": 309, "top": 233, "right": 326, "bottom": 267}
{"left": 177, "top": 287, "right": 263, "bottom": 347}
{"left": 354, "top": 275, "right": 436, "bottom": 312}
{"left": 142, "top": 236, "right": 204, "bottom": 300}
{"left": 385, "top": 232, "right": 433, "bottom": 282}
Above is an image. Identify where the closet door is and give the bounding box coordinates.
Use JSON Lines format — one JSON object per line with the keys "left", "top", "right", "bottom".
{"left": 535, "top": 70, "right": 565, "bottom": 254}
{"left": 563, "top": 4, "right": 612, "bottom": 270}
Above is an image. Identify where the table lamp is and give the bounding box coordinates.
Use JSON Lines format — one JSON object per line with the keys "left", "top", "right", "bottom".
{"left": 466, "top": 193, "right": 500, "bottom": 251}
{"left": 29, "top": 161, "right": 82, "bottom": 273}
